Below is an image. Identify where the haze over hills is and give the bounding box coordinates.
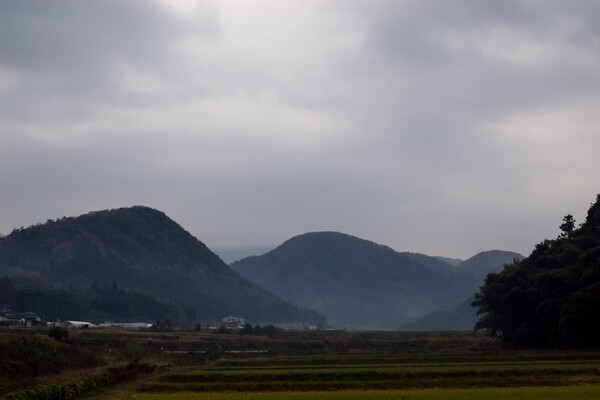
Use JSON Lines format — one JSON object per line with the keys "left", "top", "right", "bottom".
{"left": 401, "top": 249, "right": 523, "bottom": 330}
{"left": 0, "top": 207, "right": 523, "bottom": 330}
{"left": 434, "top": 256, "right": 463, "bottom": 267}
{"left": 232, "top": 232, "right": 523, "bottom": 330}
{"left": 0, "top": 207, "right": 324, "bottom": 325}
{"left": 400, "top": 298, "right": 478, "bottom": 331}
{"left": 232, "top": 232, "right": 453, "bottom": 328}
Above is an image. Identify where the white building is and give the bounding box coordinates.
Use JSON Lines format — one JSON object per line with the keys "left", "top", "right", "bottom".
{"left": 222, "top": 316, "right": 245, "bottom": 328}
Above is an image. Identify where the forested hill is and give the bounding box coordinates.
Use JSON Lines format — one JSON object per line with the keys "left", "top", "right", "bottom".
{"left": 0, "top": 207, "right": 324, "bottom": 325}
{"left": 231, "top": 231, "right": 466, "bottom": 329}
{"left": 474, "top": 194, "right": 600, "bottom": 347}
{"left": 457, "top": 250, "right": 524, "bottom": 283}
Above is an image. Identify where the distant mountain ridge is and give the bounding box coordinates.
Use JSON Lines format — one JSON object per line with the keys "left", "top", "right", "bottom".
{"left": 0, "top": 207, "right": 324, "bottom": 325}
{"left": 456, "top": 250, "right": 523, "bottom": 282}
{"left": 213, "top": 246, "right": 273, "bottom": 264}
{"left": 434, "top": 256, "right": 464, "bottom": 266}
{"left": 0, "top": 209, "right": 522, "bottom": 330}
{"left": 232, "top": 231, "right": 523, "bottom": 330}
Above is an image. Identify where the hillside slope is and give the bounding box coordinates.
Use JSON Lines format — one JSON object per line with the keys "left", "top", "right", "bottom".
{"left": 400, "top": 250, "right": 524, "bottom": 331}
{"left": 231, "top": 232, "right": 464, "bottom": 329}
{"left": 457, "top": 250, "right": 524, "bottom": 284}
{"left": 401, "top": 297, "right": 477, "bottom": 331}
{"left": 0, "top": 207, "right": 324, "bottom": 324}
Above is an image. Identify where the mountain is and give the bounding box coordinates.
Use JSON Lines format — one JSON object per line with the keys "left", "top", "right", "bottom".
{"left": 231, "top": 232, "right": 525, "bottom": 330}
{"left": 231, "top": 232, "right": 464, "bottom": 329}
{"left": 0, "top": 206, "right": 324, "bottom": 325}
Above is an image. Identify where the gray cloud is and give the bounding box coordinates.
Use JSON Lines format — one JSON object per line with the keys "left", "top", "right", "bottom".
{"left": 1, "top": 0, "right": 599, "bottom": 258}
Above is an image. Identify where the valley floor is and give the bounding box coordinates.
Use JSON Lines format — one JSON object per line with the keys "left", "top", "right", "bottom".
{"left": 3, "top": 328, "right": 600, "bottom": 399}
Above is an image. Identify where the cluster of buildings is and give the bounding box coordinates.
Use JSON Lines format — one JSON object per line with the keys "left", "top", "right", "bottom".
{"left": 221, "top": 315, "right": 247, "bottom": 329}
{"left": 0, "top": 309, "right": 45, "bottom": 327}
{"left": 1, "top": 310, "right": 317, "bottom": 331}
{"left": 0, "top": 309, "right": 152, "bottom": 329}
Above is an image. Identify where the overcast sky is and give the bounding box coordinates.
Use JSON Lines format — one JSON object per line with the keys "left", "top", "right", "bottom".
{"left": 1, "top": 0, "right": 599, "bottom": 259}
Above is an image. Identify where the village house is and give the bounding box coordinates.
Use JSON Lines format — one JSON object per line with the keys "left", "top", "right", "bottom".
{"left": 0, "top": 309, "right": 44, "bottom": 327}
{"left": 222, "top": 316, "right": 245, "bottom": 329}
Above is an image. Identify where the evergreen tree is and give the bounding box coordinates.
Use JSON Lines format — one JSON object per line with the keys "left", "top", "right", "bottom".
{"left": 559, "top": 214, "right": 576, "bottom": 238}
{"left": 473, "top": 194, "right": 600, "bottom": 347}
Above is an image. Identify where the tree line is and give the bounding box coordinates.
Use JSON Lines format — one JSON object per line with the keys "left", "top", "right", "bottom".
{"left": 473, "top": 194, "right": 600, "bottom": 347}
{"left": 0, "top": 278, "right": 178, "bottom": 323}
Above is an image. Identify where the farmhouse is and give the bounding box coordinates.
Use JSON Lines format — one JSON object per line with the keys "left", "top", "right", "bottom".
{"left": 0, "top": 309, "right": 44, "bottom": 327}
{"left": 222, "top": 316, "right": 245, "bottom": 329}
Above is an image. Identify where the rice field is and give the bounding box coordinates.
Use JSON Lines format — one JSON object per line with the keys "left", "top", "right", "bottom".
{"left": 90, "top": 357, "right": 600, "bottom": 399}
{"left": 95, "top": 386, "right": 600, "bottom": 400}
{"left": 5, "top": 328, "right": 600, "bottom": 399}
